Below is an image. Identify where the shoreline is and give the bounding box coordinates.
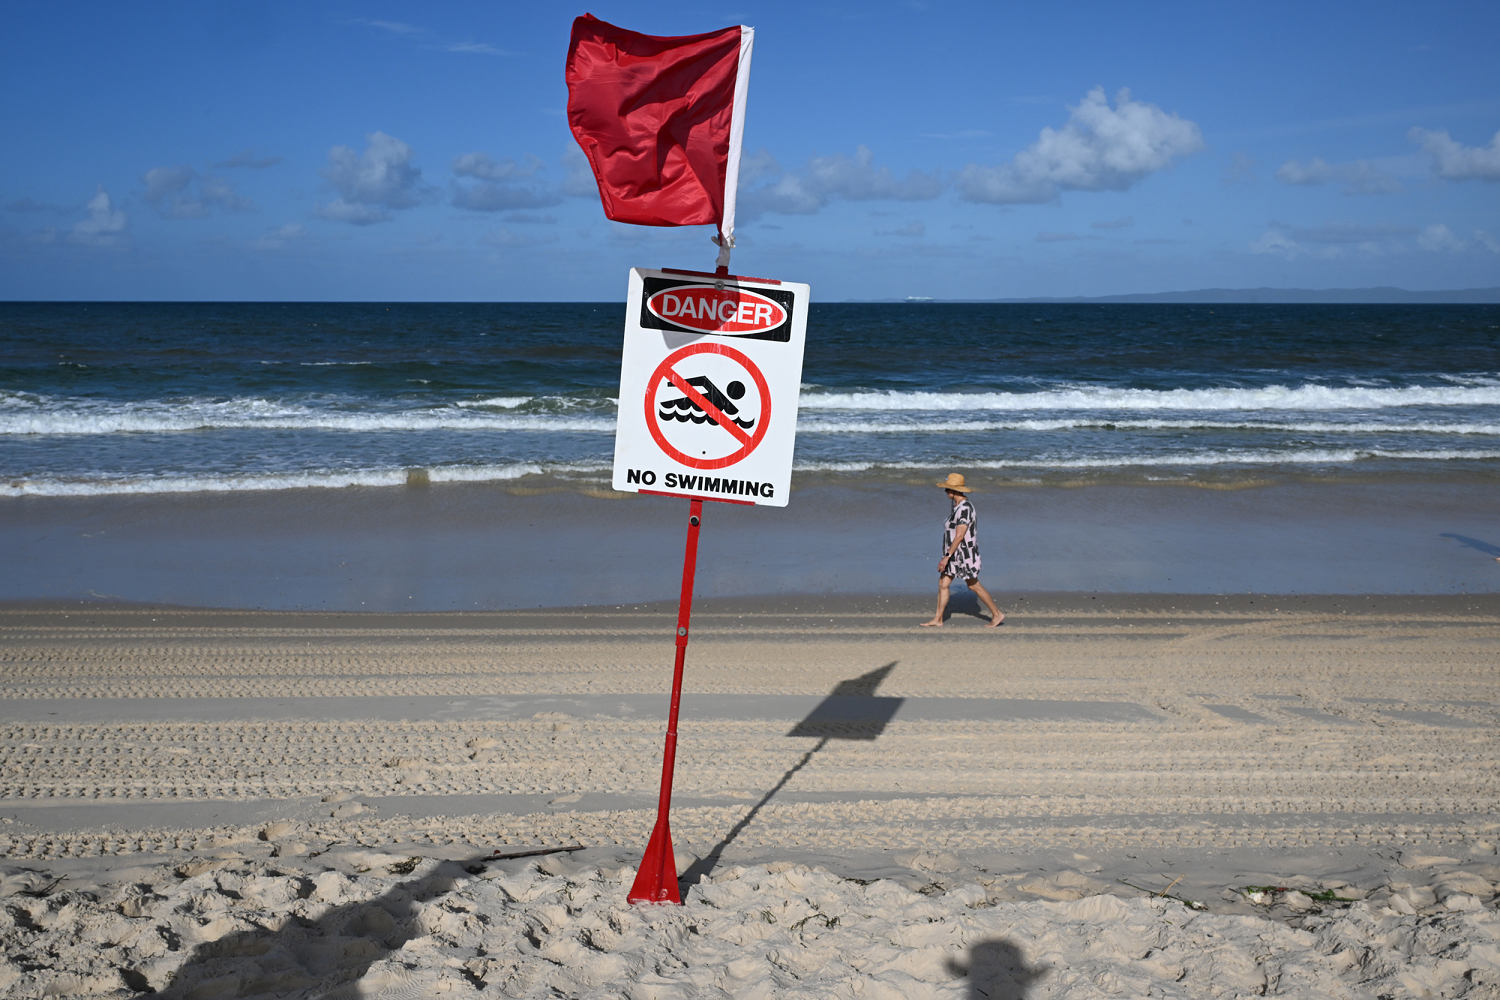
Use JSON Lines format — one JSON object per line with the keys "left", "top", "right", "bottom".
{"left": 4, "top": 587, "right": 1500, "bottom": 620}
{"left": 3, "top": 478, "right": 1498, "bottom": 611}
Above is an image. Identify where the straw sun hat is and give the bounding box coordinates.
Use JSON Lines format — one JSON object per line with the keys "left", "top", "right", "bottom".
{"left": 936, "top": 472, "right": 972, "bottom": 493}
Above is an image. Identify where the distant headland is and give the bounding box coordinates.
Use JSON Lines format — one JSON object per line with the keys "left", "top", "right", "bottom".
{"left": 887, "top": 286, "right": 1500, "bottom": 304}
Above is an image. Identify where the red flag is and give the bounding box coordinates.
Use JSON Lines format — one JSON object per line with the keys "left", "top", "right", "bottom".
{"left": 566, "top": 14, "right": 752, "bottom": 234}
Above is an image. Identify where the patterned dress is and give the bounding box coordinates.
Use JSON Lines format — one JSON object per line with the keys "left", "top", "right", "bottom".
{"left": 942, "top": 497, "right": 982, "bottom": 579}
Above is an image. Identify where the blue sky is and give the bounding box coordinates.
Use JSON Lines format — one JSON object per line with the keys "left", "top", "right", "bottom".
{"left": 2, "top": 1, "right": 1497, "bottom": 301}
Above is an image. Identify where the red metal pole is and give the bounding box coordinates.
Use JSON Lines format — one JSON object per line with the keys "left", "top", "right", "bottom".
{"left": 628, "top": 497, "right": 704, "bottom": 904}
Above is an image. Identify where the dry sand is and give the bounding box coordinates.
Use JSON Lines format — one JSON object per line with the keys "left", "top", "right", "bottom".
{"left": 1, "top": 593, "right": 1497, "bottom": 997}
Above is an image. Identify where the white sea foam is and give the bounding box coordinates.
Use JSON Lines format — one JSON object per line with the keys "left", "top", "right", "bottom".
{"left": 799, "top": 383, "right": 1500, "bottom": 413}
{"left": 10, "top": 383, "right": 1499, "bottom": 438}
{"left": 0, "top": 461, "right": 594, "bottom": 498}
{"left": 797, "top": 417, "right": 1500, "bottom": 435}
{"left": 15, "top": 405, "right": 1496, "bottom": 438}
{"left": 5, "top": 445, "right": 1494, "bottom": 496}
{"left": 456, "top": 396, "right": 534, "bottom": 409}
{"left": 0, "top": 397, "right": 617, "bottom": 436}
{"left": 791, "top": 447, "right": 1500, "bottom": 473}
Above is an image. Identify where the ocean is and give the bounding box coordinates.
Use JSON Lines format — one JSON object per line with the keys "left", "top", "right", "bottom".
{"left": 3, "top": 300, "right": 1499, "bottom": 499}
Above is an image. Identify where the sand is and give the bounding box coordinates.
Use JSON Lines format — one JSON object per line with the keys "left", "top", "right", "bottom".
{"left": 1, "top": 593, "right": 1497, "bottom": 997}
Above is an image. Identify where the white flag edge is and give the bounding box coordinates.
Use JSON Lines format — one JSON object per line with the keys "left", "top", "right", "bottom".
{"left": 717, "top": 25, "right": 754, "bottom": 269}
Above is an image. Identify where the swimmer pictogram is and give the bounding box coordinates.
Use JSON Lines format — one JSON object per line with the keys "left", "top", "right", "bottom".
{"left": 657, "top": 376, "right": 755, "bottom": 429}
{"left": 645, "top": 343, "right": 770, "bottom": 470}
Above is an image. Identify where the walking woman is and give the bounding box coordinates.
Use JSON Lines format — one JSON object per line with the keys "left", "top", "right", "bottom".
{"left": 920, "top": 472, "right": 1004, "bottom": 628}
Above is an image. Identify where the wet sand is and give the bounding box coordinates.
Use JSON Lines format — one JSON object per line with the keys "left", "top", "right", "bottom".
{"left": 3, "top": 478, "right": 1498, "bottom": 611}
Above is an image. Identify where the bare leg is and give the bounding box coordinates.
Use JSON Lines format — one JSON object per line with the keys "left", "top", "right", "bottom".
{"left": 966, "top": 578, "right": 1004, "bottom": 627}
{"left": 921, "top": 576, "right": 954, "bottom": 626}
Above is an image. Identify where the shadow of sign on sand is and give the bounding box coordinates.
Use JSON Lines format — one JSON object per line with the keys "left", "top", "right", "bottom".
{"left": 682, "top": 663, "right": 903, "bottom": 891}
{"left": 785, "top": 661, "right": 904, "bottom": 740}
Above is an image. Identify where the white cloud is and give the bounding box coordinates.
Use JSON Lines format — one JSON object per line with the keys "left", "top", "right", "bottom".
{"left": 560, "top": 145, "right": 603, "bottom": 199}
{"left": 319, "top": 131, "right": 428, "bottom": 224}
{"left": 1251, "top": 220, "right": 1498, "bottom": 259}
{"left": 452, "top": 152, "right": 540, "bottom": 182}
{"left": 1409, "top": 127, "right": 1500, "bottom": 180}
{"left": 1418, "top": 223, "right": 1500, "bottom": 254}
{"left": 1249, "top": 227, "right": 1303, "bottom": 258}
{"left": 450, "top": 153, "right": 558, "bottom": 212}
{"left": 803, "top": 146, "right": 943, "bottom": 202}
{"left": 144, "top": 166, "right": 193, "bottom": 204}
{"left": 1249, "top": 221, "right": 1414, "bottom": 259}
{"left": 1294, "top": 222, "right": 1412, "bottom": 245}
{"left": 70, "top": 187, "right": 126, "bottom": 246}
{"left": 741, "top": 146, "right": 942, "bottom": 218}
{"left": 958, "top": 87, "right": 1203, "bottom": 204}
{"left": 143, "top": 166, "right": 250, "bottom": 218}
{"left": 5, "top": 197, "right": 67, "bottom": 214}
{"left": 452, "top": 183, "right": 559, "bottom": 212}
{"left": 199, "top": 176, "right": 247, "bottom": 211}
{"left": 1418, "top": 223, "right": 1466, "bottom": 253}
{"left": 1274, "top": 157, "right": 1400, "bottom": 195}
{"left": 736, "top": 149, "right": 781, "bottom": 187}
{"left": 749, "top": 174, "right": 824, "bottom": 216}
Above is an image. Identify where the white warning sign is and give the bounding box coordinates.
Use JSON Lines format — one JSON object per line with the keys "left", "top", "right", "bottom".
{"left": 613, "top": 267, "right": 809, "bottom": 507}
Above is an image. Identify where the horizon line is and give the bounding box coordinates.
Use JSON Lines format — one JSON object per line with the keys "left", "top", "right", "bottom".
{"left": 3, "top": 285, "right": 1500, "bottom": 306}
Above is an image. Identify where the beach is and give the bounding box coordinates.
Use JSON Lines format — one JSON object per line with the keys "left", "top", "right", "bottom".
{"left": 1, "top": 483, "right": 1497, "bottom": 997}
{"left": 3, "top": 298, "right": 1499, "bottom": 995}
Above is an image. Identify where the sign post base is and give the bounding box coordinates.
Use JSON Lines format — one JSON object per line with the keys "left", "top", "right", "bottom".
{"left": 628, "top": 815, "right": 680, "bottom": 904}
{"left": 627, "top": 498, "right": 703, "bottom": 905}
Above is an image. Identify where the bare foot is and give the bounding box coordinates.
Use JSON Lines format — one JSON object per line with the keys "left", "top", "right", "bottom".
{"left": 987, "top": 614, "right": 1005, "bottom": 628}
{"left": 919, "top": 619, "right": 943, "bottom": 627}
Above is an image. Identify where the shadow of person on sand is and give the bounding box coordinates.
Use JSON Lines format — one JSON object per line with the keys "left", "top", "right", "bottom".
{"left": 1440, "top": 532, "right": 1500, "bottom": 560}
{"left": 948, "top": 938, "right": 1047, "bottom": 999}
{"left": 940, "top": 588, "right": 989, "bottom": 622}
{"left": 155, "top": 854, "right": 489, "bottom": 1000}
{"left": 679, "top": 662, "right": 904, "bottom": 892}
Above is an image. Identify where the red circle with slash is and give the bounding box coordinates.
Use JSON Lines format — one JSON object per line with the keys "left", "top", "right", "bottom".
{"left": 645, "top": 343, "right": 772, "bottom": 470}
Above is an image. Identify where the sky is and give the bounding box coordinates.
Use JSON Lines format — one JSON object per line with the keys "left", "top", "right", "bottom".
{"left": 2, "top": 1, "right": 1498, "bottom": 302}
